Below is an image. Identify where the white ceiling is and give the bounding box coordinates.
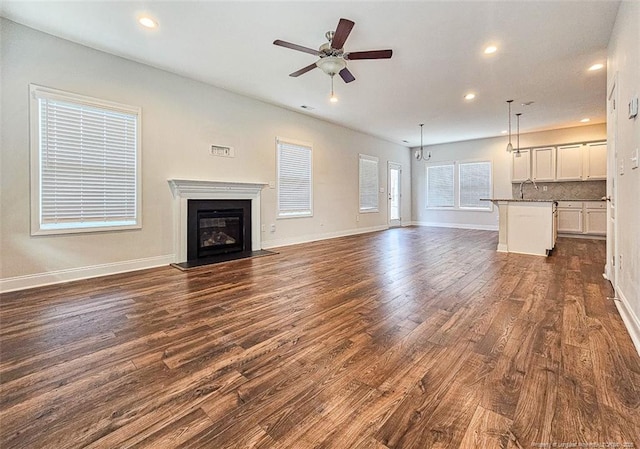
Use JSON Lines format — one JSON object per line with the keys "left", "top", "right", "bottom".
{"left": 0, "top": 1, "right": 619, "bottom": 147}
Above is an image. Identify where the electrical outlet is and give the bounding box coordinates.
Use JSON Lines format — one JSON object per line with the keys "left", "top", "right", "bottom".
{"left": 542, "top": 186, "right": 548, "bottom": 192}
{"left": 270, "top": 224, "right": 276, "bottom": 233}
{"left": 261, "top": 224, "right": 265, "bottom": 232}
{"left": 619, "top": 254, "right": 623, "bottom": 270}
{"left": 356, "top": 215, "right": 360, "bottom": 222}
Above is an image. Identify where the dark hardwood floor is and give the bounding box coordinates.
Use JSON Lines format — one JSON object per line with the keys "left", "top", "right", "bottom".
{"left": 1, "top": 227, "right": 639, "bottom": 449}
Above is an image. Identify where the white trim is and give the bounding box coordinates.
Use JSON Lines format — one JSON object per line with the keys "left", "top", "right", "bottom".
{"left": 29, "top": 84, "right": 142, "bottom": 235}
{"left": 557, "top": 233, "right": 606, "bottom": 241}
{"left": 411, "top": 221, "right": 499, "bottom": 231}
{"left": 167, "top": 179, "right": 267, "bottom": 262}
{"left": 614, "top": 287, "right": 640, "bottom": 356}
{"left": 262, "top": 225, "right": 388, "bottom": 249}
{"left": 0, "top": 254, "right": 174, "bottom": 293}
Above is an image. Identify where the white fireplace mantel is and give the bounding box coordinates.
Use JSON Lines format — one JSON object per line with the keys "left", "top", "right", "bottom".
{"left": 168, "top": 179, "right": 268, "bottom": 262}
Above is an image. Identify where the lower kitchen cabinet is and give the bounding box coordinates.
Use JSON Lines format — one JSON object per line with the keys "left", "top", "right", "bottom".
{"left": 557, "top": 201, "right": 606, "bottom": 236}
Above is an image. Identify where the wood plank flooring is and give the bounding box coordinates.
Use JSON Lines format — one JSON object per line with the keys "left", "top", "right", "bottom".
{"left": 1, "top": 227, "right": 639, "bottom": 449}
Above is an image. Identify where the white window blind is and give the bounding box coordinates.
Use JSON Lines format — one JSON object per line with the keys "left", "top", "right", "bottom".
{"left": 30, "top": 85, "right": 141, "bottom": 234}
{"left": 459, "top": 161, "right": 491, "bottom": 210}
{"left": 359, "top": 154, "right": 379, "bottom": 213}
{"left": 277, "top": 138, "right": 312, "bottom": 218}
{"left": 426, "top": 164, "right": 454, "bottom": 208}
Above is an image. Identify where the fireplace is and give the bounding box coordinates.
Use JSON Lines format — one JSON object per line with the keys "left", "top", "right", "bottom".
{"left": 187, "top": 199, "right": 251, "bottom": 261}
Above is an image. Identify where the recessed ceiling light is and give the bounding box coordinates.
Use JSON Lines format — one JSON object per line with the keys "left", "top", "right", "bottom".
{"left": 580, "top": 118, "right": 591, "bottom": 123}
{"left": 464, "top": 93, "right": 476, "bottom": 100}
{"left": 138, "top": 16, "right": 158, "bottom": 29}
{"left": 484, "top": 45, "right": 497, "bottom": 54}
{"left": 501, "top": 130, "right": 508, "bottom": 134}
{"left": 588, "top": 63, "right": 604, "bottom": 71}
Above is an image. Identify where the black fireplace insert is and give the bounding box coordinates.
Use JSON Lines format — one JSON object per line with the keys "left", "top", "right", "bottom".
{"left": 187, "top": 199, "right": 252, "bottom": 261}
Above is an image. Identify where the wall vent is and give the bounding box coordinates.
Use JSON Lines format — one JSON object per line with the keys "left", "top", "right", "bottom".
{"left": 210, "top": 145, "right": 235, "bottom": 158}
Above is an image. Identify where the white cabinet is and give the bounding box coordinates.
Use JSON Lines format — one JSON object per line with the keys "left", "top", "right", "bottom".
{"left": 532, "top": 147, "right": 556, "bottom": 181}
{"left": 557, "top": 142, "right": 607, "bottom": 181}
{"left": 512, "top": 141, "right": 607, "bottom": 183}
{"left": 557, "top": 201, "right": 606, "bottom": 236}
{"left": 584, "top": 201, "right": 607, "bottom": 235}
{"left": 584, "top": 142, "right": 607, "bottom": 180}
{"left": 511, "top": 149, "right": 531, "bottom": 182}
{"left": 556, "top": 145, "right": 583, "bottom": 181}
{"left": 557, "top": 202, "right": 583, "bottom": 233}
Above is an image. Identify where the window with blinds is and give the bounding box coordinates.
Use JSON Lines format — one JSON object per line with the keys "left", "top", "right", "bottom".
{"left": 426, "top": 164, "right": 455, "bottom": 208}
{"left": 459, "top": 161, "right": 491, "bottom": 210}
{"left": 30, "top": 85, "right": 141, "bottom": 235}
{"left": 276, "top": 138, "right": 312, "bottom": 218}
{"left": 359, "top": 154, "right": 379, "bottom": 213}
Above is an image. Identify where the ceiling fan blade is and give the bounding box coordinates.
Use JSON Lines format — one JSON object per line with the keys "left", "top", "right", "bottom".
{"left": 345, "top": 49, "right": 393, "bottom": 60}
{"left": 273, "top": 40, "right": 319, "bottom": 56}
{"left": 289, "top": 63, "right": 318, "bottom": 77}
{"left": 330, "top": 18, "right": 355, "bottom": 50}
{"left": 339, "top": 67, "right": 356, "bottom": 83}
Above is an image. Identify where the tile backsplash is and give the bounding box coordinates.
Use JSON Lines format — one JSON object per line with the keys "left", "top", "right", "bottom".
{"left": 512, "top": 180, "right": 606, "bottom": 200}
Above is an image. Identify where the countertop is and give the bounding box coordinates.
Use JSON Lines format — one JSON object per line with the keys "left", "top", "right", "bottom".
{"left": 481, "top": 198, "right": 606, "bottom": 202}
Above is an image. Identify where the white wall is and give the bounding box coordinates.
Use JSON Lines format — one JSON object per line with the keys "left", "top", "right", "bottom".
{"left": 607, "top": 0, "right": 640, "bottom": 352}
{"left": 0, "top": 19, "right": 412, "bottom": 290}
{"left": 411, "top": 124, "right": 606, "bottom": 229}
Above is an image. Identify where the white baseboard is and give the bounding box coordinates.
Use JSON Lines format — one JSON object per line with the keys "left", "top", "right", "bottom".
{"left": 0, "top": 254, "right": 175, "bottom": 293}
{"left": 557, "top": 233, "right": 606, "bottom": 240}
{"left": 614, "top": 287, "right": 640, "bottom": 356}
{"left": 410, "top": 221, "right": 499, "bottom": 232}
{"left": 262, "top": 225, "right": 389, "bottom": 249}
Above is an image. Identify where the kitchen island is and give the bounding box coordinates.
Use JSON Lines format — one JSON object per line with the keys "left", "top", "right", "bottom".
{"left": 482, "top": 199, "right": 558, "bottom": 256}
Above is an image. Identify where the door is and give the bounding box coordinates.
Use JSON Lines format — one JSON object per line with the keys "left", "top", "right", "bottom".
{"left": 388, "top": 162, "right": 402, "bottom": 227}
{"left": 606, "top": 77, "right": 618, "bottom": 286}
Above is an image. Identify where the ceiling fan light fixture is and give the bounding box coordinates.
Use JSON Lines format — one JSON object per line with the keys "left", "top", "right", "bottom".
{"left": 316, "top": 56, "right": 346, "bottom": 76}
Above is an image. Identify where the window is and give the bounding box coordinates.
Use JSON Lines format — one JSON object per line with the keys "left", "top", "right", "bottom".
{"left": 30, "top": 85, "right": 141, "bottom": 235}
{"left": 426, "top": 160, "right": 492, "bottom": 211}
{"left": 426, "top": 163, "right": 455, "bottom": 208}
{"left": 276, "top": 137, "right": 312, "bottom": 218}
{"left": 459, "top": 161, "right": 492, "bottom": 210}
{"left": 359, "top": 154, "right": 379, "bottom": 213}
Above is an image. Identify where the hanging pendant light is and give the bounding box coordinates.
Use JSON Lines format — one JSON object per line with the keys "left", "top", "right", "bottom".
{"left": 515, "top": 112, "right": 522, "bottom": 156}
{"left": 506, "top": 100, "right": 514, "bottom": 152}
{"left": 415, "top": 123, "right": 425, "bottom": 160}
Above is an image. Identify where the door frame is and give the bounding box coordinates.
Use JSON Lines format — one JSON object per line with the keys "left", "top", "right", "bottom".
{"left": 387, "top": 161, "right": 402, "bottom": 227}
{"left": 606, "top": 73, "right": 618, "bottom": 288}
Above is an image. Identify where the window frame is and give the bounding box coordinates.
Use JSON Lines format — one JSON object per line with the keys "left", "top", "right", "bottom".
{"left": 458, "top": 160, "right": 493, "bottom": 211}
{"left": 425, "top": 161, "right": 455, "bottom": 210}
{"left": 425, "top": 159, "right": 493, "bottom": 212}
{"left": 276, "top": 137, "right": 313, "bottom": 219}
{"left": 358, "top": 154, "right": 379, "bottom": 213}
{"left": 29, "top": 84, "right": 142, "bottom": 235}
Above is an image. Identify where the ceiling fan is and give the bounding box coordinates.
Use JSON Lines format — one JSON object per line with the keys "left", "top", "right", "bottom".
{"left": 273, "top": 18, "right": 393, "bottom": 86}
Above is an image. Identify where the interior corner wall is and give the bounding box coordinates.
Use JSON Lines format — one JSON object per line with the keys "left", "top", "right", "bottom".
{"left": 607, "top": 0, "right": 640, "bottom": 352}
{"left": 410, "top": 124, "right": 606, "bottom": 229}
{"left": 0, "top": 19, "right": 411, "bottom": 291}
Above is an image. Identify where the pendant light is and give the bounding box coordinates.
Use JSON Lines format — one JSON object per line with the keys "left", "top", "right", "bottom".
{"left": 415, "top": 123, "right": 425, "bottom": 160}
{"left": 515, "top": 112, "right": 522, "bottom": 156}
{"left": 506, "top": 100, "right": 514, "bottom": 152}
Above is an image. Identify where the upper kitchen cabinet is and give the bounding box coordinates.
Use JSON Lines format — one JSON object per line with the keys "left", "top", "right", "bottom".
{"left": 583, "top": 141, "right": 607, "bottom": 180}
{"left": 556, "top": 144, "right": 583, "bottom": 180}
{"left": 557, "top": 142, "right": 607, "bottom": 181}
{"left": 511, "top": 149, "right": 531, "bottom": 182}
{"left": 532, "top": 147, "right": 556, "bottom": 181}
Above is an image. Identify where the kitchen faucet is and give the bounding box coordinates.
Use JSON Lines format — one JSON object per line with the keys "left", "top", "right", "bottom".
{"left": 519, "top": 178, "right": 539, "bottom": 199}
